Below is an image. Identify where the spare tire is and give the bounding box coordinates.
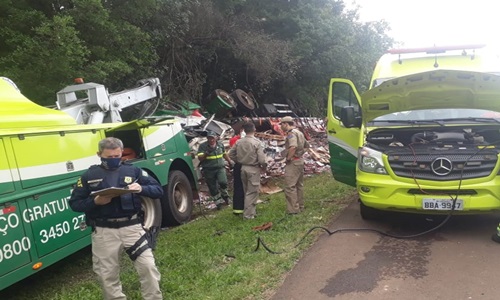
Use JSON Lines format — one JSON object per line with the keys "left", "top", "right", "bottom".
{"left": 231, "top": 89, "right": 255, "bottom": 112}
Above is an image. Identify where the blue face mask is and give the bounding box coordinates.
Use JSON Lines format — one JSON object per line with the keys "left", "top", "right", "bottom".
{"left": 101, "top": 157, "right": 122, "bottom": 169}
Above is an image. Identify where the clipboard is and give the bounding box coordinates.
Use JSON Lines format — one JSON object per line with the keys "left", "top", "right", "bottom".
{"left": 90, "top": 187, "right": 140, "bottom": 197}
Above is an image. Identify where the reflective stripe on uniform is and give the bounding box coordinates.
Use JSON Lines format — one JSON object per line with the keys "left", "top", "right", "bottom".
{"left": 205, "top": 154, "right": 224, "bottom": 159}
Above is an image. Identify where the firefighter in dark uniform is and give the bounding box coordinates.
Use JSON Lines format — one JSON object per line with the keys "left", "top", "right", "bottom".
{"left": 69, "top": 137, "right": 163, "bottom": 300}
{"left": 197, "top": 131, "right": 233, "bottom": 209}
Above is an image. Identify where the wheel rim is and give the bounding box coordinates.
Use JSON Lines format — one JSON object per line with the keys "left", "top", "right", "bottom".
{"left": 216, "top": 90, "right": 236, "bottom": 107}
{"left": 241, "top": 93, "right": 253, "bottom": 107}
{"left": 172, "top": 181, "right": 189, "bottom": 213}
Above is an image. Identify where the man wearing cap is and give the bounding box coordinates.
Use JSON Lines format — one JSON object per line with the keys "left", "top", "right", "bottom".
{"left": 197, "top": 131, "right": 233, "bottom": 209}
{"left": 280, "top": 116, "right": 309, "bottom": 214}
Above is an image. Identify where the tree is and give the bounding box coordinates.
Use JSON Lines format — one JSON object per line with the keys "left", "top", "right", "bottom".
{"left": 0, "top": 0, "right": 393, "bottom": 116}
{"left": 0, "top": 0, "right": 158, "bottom": 105}
{"left": 231, "top": 0, "right": 393, "bottom": 116}
{"left": 0, "top": 1, "right": 88, "bottom": 105}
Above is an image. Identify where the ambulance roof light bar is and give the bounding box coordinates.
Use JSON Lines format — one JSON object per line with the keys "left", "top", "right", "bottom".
{"left": 387, "top": 44, "right": 486, "bottom": 55}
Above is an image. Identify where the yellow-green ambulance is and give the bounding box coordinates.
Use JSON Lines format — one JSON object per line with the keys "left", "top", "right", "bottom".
{"left": 327, "top": 45, "right": 500, "bottom": 219}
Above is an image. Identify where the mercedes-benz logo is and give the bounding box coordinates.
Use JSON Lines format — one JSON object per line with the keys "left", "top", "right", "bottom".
{"left": 431, "top": 157, "right": 453, "bottom": 176}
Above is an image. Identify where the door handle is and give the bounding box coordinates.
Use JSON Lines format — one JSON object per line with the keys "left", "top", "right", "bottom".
{"left": 328, "top": 129, "right": 336, "bottom": 134}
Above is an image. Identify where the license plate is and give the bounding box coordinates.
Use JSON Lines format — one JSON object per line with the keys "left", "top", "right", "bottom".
{"left": 422, "top": 198, "right": 464, "bottom": 210}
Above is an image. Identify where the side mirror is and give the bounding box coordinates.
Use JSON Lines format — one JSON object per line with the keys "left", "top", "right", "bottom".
{"left": 340, "top": 106, "right": 361, "bottom": 128}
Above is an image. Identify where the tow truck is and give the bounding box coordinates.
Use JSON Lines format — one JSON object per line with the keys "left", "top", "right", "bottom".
{"left": 0, "top": 77, "right": 198, "bottom": 290}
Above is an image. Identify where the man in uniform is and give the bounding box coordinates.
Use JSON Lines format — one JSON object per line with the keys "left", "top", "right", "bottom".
{"left": 197, "top": 131, "right": 233, "bottom": 209}
{"left": 229, "top": 122, "right": 267, "bottom": 219}
{"left": 69, "top": 137, "right": 163, "bottom": 300}
{"left": 280, "top": 116, "right": 309, "bottom": 214}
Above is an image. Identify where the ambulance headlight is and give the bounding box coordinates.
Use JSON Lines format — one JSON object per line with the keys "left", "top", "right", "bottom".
{"left": 358, "top": 147, "right": 387, "bottom": 174}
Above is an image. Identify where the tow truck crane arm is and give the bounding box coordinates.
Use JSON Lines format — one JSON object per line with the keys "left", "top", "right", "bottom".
{"left": 56, "top": 77, "right": 162, "bottom": 124}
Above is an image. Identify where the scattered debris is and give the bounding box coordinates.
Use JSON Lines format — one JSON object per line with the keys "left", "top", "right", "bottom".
{"left": 189, "top": 116, "right": 330, "bottom": 210}
{"left": 155, "top": 89, "right": 330, "bottom": 210}
{"left": 252, "top": 222, "right": 273, "bottom": 231}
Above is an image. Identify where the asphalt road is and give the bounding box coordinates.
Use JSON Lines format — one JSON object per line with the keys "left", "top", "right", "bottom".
{"left": 271, "top": 199, "right": 500, "bottom": 300}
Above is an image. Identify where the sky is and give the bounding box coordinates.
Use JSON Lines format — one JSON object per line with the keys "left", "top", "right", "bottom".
{"left": 346, "top": 0, "right": 500, "bottom": 50}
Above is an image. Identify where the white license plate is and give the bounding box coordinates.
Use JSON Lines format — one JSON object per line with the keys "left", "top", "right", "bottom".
{"left": 422, "top": 198, "right": 464, "bottom": 210}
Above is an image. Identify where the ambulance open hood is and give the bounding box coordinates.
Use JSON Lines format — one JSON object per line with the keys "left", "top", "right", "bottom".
{"left": 361, "top": 69, "right": 500, "bottom": 123}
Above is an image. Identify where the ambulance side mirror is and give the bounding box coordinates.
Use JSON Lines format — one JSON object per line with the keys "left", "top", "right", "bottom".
{"left": 340, "top": 106, "right": 361, "bottom": 128}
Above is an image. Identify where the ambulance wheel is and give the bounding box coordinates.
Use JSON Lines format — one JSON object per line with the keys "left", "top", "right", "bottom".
{"left": 161, "top": 170, "right": 193, "bottom": 227}
{"left": 141, "top": 196, "right": 162, "bottom": 230}
{"left": 359, "top": 201, "right": 382, "bottom": 220}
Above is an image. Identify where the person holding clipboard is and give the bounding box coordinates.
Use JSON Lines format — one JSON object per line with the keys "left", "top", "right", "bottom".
{"left": 69, "top": 137, "right": 164, "bottom": 300}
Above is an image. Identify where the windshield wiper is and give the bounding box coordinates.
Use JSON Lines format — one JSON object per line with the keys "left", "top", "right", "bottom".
{"left": 441, "top": 117, "right": 500, "bottom": 124}
{"left": 370, "top": 119, "right": 445, "bottom": 126}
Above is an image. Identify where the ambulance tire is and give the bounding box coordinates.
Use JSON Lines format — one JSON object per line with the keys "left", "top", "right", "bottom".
{"left": 141, "top": 196, "right": 162, "bottom": 230}
{"left": 359, "top": 201, "right": 382, "bottom": 220}
{"left": 161, "top": 170, "right": 193, "bottom": 227}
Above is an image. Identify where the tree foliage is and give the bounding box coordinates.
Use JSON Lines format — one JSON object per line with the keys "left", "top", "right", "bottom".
{"left": 0, "top": 0, "right": 393, "bottom": 114}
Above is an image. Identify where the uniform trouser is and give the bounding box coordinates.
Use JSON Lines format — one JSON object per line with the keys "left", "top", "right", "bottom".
{"left": 92, "top": 224, "right": 162, "bottom": 300}
{"left": 232, "top": 163, "right": 244, "bottom": 214}
{"left": 284, "top": 159, "right": 304, "bottom": 214}
{"left": 203, "top": 167, "right": 229, "bottom": 203}
{"left": 241, "top": 165, "right": 261, "bottom": 218}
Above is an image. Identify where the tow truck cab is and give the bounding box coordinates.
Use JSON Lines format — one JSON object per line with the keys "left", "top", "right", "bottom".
{"left": 326, "top": 45, "right": 500, "bottom": 219}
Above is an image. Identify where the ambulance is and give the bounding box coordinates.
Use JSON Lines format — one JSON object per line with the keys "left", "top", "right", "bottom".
{"left": 0, "top": 77, "right": 197, "bottom": 290}
{"left": 327, "top": 45, "right": 500, "bottom": 219}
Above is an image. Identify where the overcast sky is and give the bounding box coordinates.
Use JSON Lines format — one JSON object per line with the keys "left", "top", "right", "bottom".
{"left": 346, "top": 0, "right": 499, "bottom": 50}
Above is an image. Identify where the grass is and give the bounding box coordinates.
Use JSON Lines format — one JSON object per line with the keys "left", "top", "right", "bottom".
{"left": 1, "top": 172, "right": 356, "bottom": 300}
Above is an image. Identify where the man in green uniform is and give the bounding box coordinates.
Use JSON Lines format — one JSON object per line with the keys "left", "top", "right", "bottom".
{"left": 280, "top": 116, "right": 309, "bottom": 214}
{"left": 197, "top": 131, "right": 233, "bottom": 209}
{"left": 229, "top": 122, "right": 267, "bottom": 219}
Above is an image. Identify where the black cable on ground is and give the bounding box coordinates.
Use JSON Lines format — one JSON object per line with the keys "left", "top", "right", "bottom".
{"left": 255, "top": 200, "right": 457, "bottom": 254}
{"left": 256, "top": 138, "right": 500, "bottom": 254}
{"left": 255, "top": 135, "right": 500, "bottom": 253}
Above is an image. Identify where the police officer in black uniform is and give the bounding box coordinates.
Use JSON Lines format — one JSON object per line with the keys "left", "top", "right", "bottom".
{"left": 69, "top": 137, "right": 163, "bottom": 300}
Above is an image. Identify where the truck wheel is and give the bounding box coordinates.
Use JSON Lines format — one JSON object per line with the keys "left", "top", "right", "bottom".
{"left": 141, "top": 196, "right": 162, "bottom": 230}
{"left": 231, "top": 89, "right": 255, "bottom": 112}
{"left": 161, "top": 170, "right": 193, "bottom": 227}
{"left": 359, "top": 201, "right": 382, "bottom": 220}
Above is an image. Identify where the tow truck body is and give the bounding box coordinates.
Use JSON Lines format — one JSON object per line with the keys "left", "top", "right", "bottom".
{"left": 0, "top": 77, "right": 197, "bottom": 290}
{"left": 326, "top": 45, "right": 500, "bottom": 219}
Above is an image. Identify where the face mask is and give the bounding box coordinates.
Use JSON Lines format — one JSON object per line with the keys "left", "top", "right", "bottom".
{"left": 101, "top": 157, "right": 122, "bottom": 169}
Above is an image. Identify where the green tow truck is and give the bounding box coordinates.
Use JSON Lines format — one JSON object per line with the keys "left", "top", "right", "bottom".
{"left": 0, "top": 77, "right": 198, "bottom": 290}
